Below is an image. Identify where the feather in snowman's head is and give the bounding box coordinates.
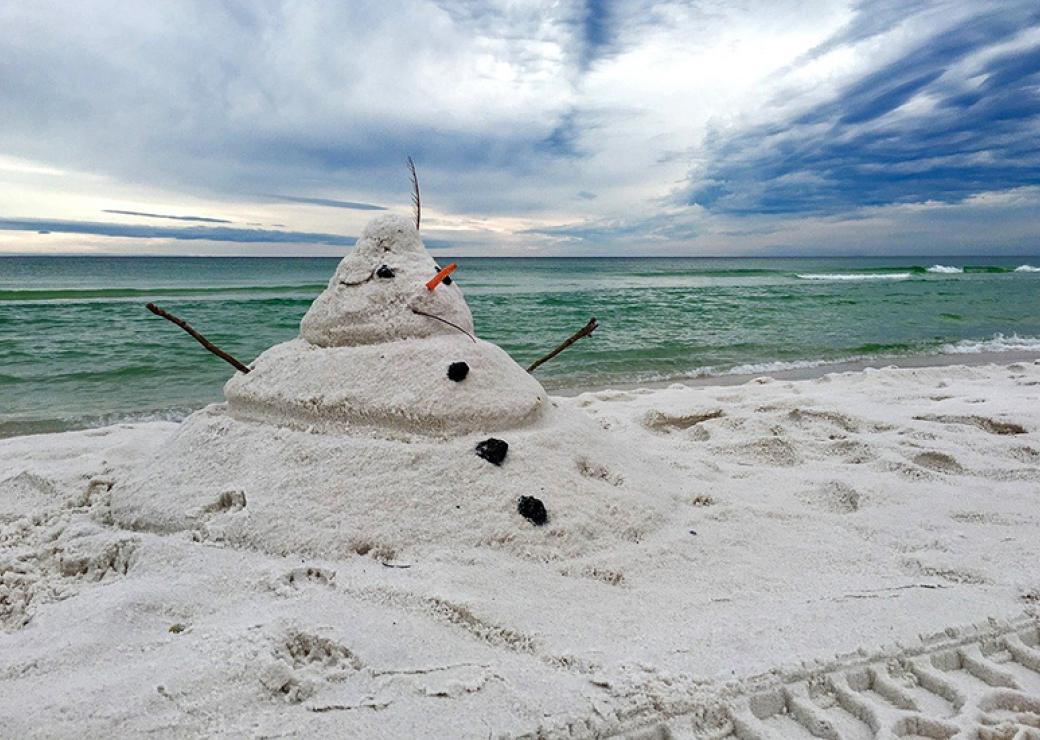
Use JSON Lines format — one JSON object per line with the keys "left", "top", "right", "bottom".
{"left": 301, "top": 214, "right": 474, "bottom": 347}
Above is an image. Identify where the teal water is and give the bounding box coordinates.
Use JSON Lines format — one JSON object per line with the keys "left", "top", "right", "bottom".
{"left": 2, "top": 255, "right": 1039, "bottom": 437}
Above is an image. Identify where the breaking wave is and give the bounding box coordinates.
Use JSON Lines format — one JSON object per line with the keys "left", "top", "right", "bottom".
{"left": 939, "top": 333, "right": 1040, "bottom": 354}
{"left": 796, "top": 272, "right": 912, "bottom": 281}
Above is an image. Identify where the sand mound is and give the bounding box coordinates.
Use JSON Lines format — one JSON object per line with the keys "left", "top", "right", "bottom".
{"left": 110, "top": 401, "right": 667, "bottom": 561}
{"left": 111, "top": 214, "right": 669, "bottom": 560}
{"left": 300, "top": 215, "right": 473, "bottom": 347}
{"left": 225, "top": 335, "right": 546, "bottom": 436}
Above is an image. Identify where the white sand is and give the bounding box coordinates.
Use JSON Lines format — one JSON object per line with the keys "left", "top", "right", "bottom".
{"left": 2, "top": 218, "right": 1038, "bottom": 736}
{"left": 2, "top": 361, "right": 1039, "bottom": 738}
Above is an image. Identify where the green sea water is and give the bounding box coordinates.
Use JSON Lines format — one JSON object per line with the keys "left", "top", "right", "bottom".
{"left": 1, "top": 254, "right": 1039, "bottom": 437}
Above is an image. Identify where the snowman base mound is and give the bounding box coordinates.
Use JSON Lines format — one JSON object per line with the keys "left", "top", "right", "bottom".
{"left": 224, "top": 336, "right": 548, "bottom": 438}
{"left": 108, "top": 401, "right": 671, "bottom": 562}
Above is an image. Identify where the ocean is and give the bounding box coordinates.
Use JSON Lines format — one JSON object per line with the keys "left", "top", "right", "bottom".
{"left": 1, "top": 254, "right": 1039, "bottom": 437}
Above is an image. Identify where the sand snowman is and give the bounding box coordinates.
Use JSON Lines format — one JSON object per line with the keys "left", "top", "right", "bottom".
{"left": 223, "top": 215, "right": 547, "bottom": 438}
{"left": 111, "top": 215, "right": 671, "bottom": 562}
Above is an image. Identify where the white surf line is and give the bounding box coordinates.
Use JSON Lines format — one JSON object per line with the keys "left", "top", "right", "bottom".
{"left": 795, "top": 272, "right": 913, "bottom": 281}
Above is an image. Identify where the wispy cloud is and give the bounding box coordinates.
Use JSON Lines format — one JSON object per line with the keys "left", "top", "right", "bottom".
{"left": 102, "top": 209, "right": 233, "bottom": 224}
{"left": 262, "top": 194, "right": 386, "bottom": 211}
{"left": 0, "top": 217, "right": 355, "bottom": 245}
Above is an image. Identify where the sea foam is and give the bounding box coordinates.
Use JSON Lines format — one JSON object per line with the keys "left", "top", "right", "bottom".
{"left": 795, "top": 273, "right": 911, "bottom": 281}
{"left": 926, "top": 264, "right": 963, "bottom": 274}
{"left": 940, "top": 333, "right": 1040, "bottom": 354}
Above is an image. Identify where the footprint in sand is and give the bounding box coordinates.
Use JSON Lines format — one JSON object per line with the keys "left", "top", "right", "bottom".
{"left": 259, "top": 628, "right": 365, "bottom": 704}
{"left": 911, "top": 451, "right": 965, "bottom": 474}
{"left": 268, "top": 565, "right": 337, "bottom": 596}
{"left": 914, "top": 413, "right": 1027, "bottom": 436}
{"left": 950, "top": 511, "right": 1020, "bottom": 526}
{"left": 786, "top": 408, "right": 862, "bottom": 434}
{"left": 1008, "top": 446, "right": 1040, "bottom": 464}
{"left": 576, "top": 456, "right": 625, "bottom": 487}
{"left": 799, "top": 481, "right": 862, "bottom": 513}
{"left": 728, "top": 436, "right": 800, "bottom": 467}
{"left": 641, "top": 409, "right": 723, "bottom": 433}
{"left": 200, "top": 489, "right": 247, "bottom": 515}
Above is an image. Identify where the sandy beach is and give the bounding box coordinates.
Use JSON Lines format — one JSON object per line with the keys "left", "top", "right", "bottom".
{"left": 5, "top": 2, "right": 1040, "bottom": 736}
{"left": 2, "top": 355, "right": 1039, "bottom": 738}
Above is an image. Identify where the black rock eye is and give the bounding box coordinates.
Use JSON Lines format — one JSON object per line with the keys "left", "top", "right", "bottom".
{"left": 447, "top": 361, "right": 469, "bottom": 382}
{"left": 376, "top": 265, "right": 395, "bottom": 278}
{"left": 475, "top": 437, "right": 508, "bottom": 465}
{"left": 517, "top": 496, "right": 548, "bottom": 526}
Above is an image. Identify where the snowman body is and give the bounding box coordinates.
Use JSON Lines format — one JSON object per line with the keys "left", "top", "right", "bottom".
{"left": 111, "top": 214, "right": 671, "bottom": 562}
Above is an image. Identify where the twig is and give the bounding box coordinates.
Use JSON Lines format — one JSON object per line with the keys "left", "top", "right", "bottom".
{"left": 145, "top": 303, "right": 251, "bottom": 373}
{"left": 409, "top": 306, "right": 476, "bottom": 342}
{"left": 527, "top": 317, "right": 598, "bottom": 373}
{"left": 407, "top": 156, "right": 421, "bottom": 231}
{"left": 851, "top": 583, "right": 948, "bottom": 594}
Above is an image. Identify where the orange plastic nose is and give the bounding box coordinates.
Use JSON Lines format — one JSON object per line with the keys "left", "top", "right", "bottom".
{"left": 426, "top": 262, "right": 458, "bottom": 291}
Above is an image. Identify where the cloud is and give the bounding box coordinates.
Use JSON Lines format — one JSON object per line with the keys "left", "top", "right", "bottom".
{"left": 1, "top": 1, "right": 1038, "bottom": 255}
{"left": 541, "top": 109, "right": 586, "bottom": 157}
{"left": 576, "top": 0, "right": 614, "bottom": 70}
{"left": 523, "top": 208, "right": 701, "bottom": 248}
{"left": 0, "top": 1, "right": 577, "bottom": 206}
{"left": 0, "top": 217, "right": 355, "bottom": 245}
{"left": 102, "top": 209, "right": 233, "bottom": 224}
{"left": 0, "top": 216, "right": 461, "bottom": 250}
{"left": 683, "top": 2, "right": 1040, "bottom": 215}
{"left": 262, "top": 194, "right": 386, "bottom": 211}
{"left": 794, "top": 0, "right": 933, "bottom": 63}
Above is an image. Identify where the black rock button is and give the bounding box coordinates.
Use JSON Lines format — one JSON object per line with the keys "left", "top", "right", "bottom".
{"left": 376, "top": 265, "right": 395, "bottom": 278}
{"left": 447, "top": 361, "right": 469, "bottom": 382}
{"left": 475, "top": 438, "right": 508, "bottom": 465}
{"left": 517, "top": 496, "right": 547, "bottom": 526}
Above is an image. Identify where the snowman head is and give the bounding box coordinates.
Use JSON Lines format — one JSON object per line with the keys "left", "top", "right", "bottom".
{"left": 301, "top": 214, "right": 475, "bottom": 347}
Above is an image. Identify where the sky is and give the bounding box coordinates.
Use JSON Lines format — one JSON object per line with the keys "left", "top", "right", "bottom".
{"left": 1, "top": 0, "right": 1038, "bottom": 256}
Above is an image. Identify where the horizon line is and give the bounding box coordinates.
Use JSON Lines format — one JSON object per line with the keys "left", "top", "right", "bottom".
{"left": 1, "top": 252, "right": 1039, "bottom": 260}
